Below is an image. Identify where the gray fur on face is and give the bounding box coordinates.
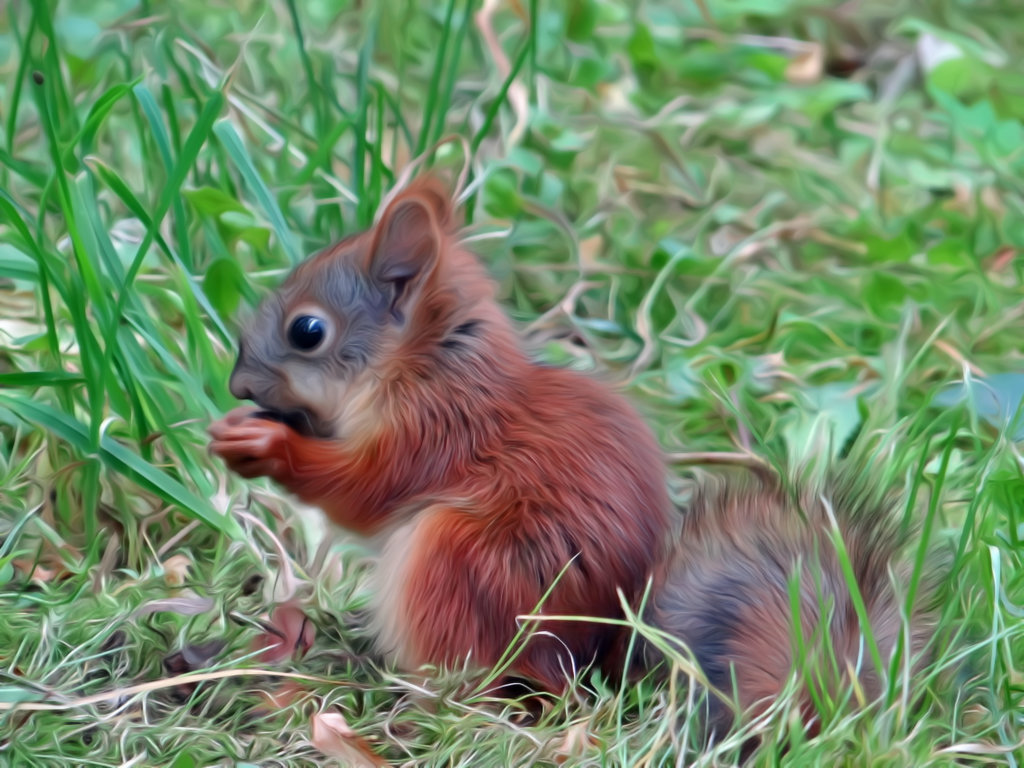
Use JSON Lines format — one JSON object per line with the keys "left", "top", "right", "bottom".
{"left": 229, "top": 250, "right": 391, "bottom": 437}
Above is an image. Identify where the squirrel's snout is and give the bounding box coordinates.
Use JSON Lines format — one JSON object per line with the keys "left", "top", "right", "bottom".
{"left": 229, "top": 346, "right": 257, "bottom": 402}
{"left": 229, "top": 376, "right": 254, "bottom": 402}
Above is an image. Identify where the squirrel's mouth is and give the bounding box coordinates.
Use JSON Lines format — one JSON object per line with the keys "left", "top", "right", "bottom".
{"left": 253, "top": 407, "right": 326, "bottom": 438}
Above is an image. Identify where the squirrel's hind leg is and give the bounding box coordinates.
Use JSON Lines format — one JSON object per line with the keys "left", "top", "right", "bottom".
{"left": 369, "top": 504, "right": 582, "bottom": 693}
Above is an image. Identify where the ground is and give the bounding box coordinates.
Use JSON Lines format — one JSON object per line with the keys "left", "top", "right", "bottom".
{"left": 0, "top": 1, "right": 1022, "bottom": 766}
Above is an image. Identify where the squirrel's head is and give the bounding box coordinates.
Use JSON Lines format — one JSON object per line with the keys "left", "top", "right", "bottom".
{"left": 228, "top": 176, "right": 463, "bottom": 439}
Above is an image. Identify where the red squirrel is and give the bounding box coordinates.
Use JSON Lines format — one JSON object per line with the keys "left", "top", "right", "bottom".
{"left": 209, "top": 177, "right": 932, "bottom": 732}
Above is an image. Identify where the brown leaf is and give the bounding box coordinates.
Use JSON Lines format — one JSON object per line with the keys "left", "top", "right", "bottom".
{"left": 12, "top": 548, "right": 74, "bottom": 584}
{"left": 310, "top": 712, "right": 388, "bottom": 767}
{"left": 475, "top": 0, "right": 529, "bottom": 145}
{"left": 252, "top": 601, "right": 316, "bottom": 664}
{"left": 162, "top": 554, "right": 192, "bottom": 588}
{"left": 255, "top": 680, "right": 311, "bottom": 712}
{"left": 12, "top": 559, "right": 60, "bottom": 584}
{"left": 709, "top": 224, "right": 748, "bottom": 257}
{"left": 988, "top": 246, "right": 1017, "bottom": 273}
{"left": 577, "top": 235, "right": 604, "bottom": 272}
{"left": 786, "top": 42, "right": 824, "bottom": 85}
{"left": 553, "top": 721, "right": 600, "bottom": 764}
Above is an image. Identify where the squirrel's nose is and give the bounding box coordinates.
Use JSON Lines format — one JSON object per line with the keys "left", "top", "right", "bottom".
{"left": 229, "top": 345, "right": 256, "bottom": 401}
{"left": 229, "top": 375, "right": 254, "bottom": 402}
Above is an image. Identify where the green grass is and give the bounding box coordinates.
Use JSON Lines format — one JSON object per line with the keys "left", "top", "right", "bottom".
{"left": 1, "top": 0, "right": 1023, "bottom": 765}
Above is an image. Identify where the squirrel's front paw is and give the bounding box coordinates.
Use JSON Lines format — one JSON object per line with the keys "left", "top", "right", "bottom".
{"left": 209, "top": 408, "right": 293, "bottom": 480}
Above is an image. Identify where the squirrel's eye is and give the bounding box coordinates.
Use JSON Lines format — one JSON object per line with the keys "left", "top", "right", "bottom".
{"left": 288, "top": 315, "right": 327, "bottom": 351}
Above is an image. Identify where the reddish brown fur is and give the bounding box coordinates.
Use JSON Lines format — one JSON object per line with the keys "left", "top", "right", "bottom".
{"left": 645, "top": 476, "right": 933, "bottom": 734}
{"left": 210, "top": 177, "right": 673, "bottom": 691}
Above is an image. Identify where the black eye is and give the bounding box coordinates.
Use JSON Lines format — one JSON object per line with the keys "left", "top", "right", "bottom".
{"left": 288, "top": 315, "right": 327, "bottom": 351}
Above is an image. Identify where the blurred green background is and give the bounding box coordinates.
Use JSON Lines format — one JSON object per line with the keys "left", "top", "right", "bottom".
{"left": 0, "top": 0, "right": 1022, "bottom": 764}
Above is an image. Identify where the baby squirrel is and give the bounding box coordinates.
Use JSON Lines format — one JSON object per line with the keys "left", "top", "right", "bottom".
{"left": 209, "top": 177, "right": 932, "bottom": 734}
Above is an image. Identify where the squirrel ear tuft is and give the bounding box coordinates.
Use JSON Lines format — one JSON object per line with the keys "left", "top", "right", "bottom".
{"left": 367, "top": 178, "right": 451, "bottom": 319}
{"left": 397, "top": 174, "right": 453, "bottom": 228}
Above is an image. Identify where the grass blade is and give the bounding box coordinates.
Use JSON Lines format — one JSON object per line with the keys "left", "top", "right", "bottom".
{"left": 213, "top": 120, "right": 302, "bottom": 263}
{"left": 0, "top": 393, "right": 244, "bottom": 540}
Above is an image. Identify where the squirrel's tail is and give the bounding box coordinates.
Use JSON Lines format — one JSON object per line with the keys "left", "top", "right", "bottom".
{"left": 644, "top": 467, "right": 937, "bottom": 736}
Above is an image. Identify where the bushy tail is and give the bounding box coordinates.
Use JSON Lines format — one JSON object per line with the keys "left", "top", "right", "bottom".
{"left": 644, "top": 466, "right": 937, "bottom": 735}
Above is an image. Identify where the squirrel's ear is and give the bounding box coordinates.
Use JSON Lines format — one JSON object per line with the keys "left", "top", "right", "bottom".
{"left": 367, "top": 181, "right": 450, "bottom": 319}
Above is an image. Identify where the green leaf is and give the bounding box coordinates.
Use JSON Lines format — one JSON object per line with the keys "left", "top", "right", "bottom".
{"left": 183, "top": 186, "right": 250, "bottom": 217}
{"left": 863, "top": 232, "right": 918, "bottom": 263}
{"left": 864, "top": 272, "right": 908, "bottom": 319}
{"left": 0, "top": 243, "right": 39, "bottom": 282}
{"left": 134, "top": 83, "right": 175, "bottom": 169}
{"left": 566, "top": 0, "right": 598, "bottom": 42}
{"left": 780, "top": 382, "right": 872, "bottom": 464}
{"left": 926, "top": 238, "right": 970, "bottom": 266}
{"left": 213, "top": 120, "right": 302, "bottom": 264}
{"left": 483, "top": 168, "right": 522, "bottom": 218}
{"left": 0, "top": 686, "right": 45, "bottom": 705}
{"left": 62, "top": 80, "right": 139, "bottom": 166}
{"left": 935, "top": 373, "right": 1024, "bottom": 440}
{"left": 0, "top": 372, "right": 84, "bottom": 387}
{"left": 627, "top": 24, "right": 657, "bottom": 71}
{"left": 203, "top": 258, "right": 246, "bottom": 319}
{"left": 53, "top": 14, "right": 102, "bottom": 59}
{"left": 169, "top": 753, "right": 197, "bottom": 768}
{"left": 928, "top": 58, "right": 994, "bottom": 98}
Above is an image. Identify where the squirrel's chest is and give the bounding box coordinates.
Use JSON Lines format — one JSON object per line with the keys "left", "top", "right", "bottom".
{"left": 365, "top": 511, "right": 435, "bottom": 668}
